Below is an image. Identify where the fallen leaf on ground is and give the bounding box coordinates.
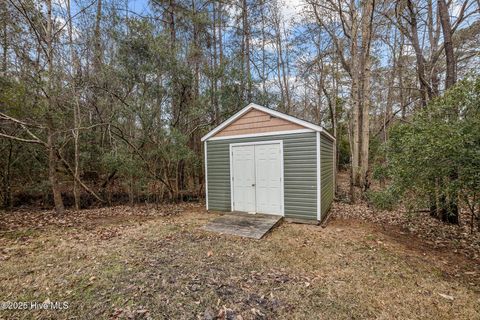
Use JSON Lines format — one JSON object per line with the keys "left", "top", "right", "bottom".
{"left": 438, "top": 293, "right": 454, "bottom": 300}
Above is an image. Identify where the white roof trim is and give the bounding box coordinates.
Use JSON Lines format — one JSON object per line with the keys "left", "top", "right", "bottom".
{"left": 201, "top": 103, "right": 335, "bottom": 142}
{"left": 320, "top": 130, "right": 336, "bottom": 142}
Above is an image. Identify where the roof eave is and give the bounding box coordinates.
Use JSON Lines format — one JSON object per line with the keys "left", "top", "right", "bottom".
{"left": 201, "top": 103, "right": 336, "bottom": 142}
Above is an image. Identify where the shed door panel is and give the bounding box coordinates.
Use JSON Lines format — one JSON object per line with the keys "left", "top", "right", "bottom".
{"left": 255, "top": 144, "right": 282, "bottom": 214}
{"left": 232, "top": 145, "right": 256, "bottom": 212}
{"left": 231, "top": 143, "right": 282, "bottom": 215}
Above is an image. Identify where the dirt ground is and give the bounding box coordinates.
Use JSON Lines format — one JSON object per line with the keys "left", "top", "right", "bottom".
{"left": 0, "top": 202, "right": 479, "bottom": 320}
{"left": 332, "top": 172, "right": 480, "bottom": 263}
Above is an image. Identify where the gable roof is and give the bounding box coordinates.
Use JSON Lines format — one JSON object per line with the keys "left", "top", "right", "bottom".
{"left": 201, "top": 103, "right": 335, "bottom": 142}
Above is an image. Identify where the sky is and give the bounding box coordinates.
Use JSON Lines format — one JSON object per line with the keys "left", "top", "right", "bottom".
{"left": 122, "top": 0, "right": 304, "bottom": 23}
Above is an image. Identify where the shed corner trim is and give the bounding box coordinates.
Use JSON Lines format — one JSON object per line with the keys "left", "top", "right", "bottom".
{"left": 316, "top": 131, "right": 321, "bottom": 221}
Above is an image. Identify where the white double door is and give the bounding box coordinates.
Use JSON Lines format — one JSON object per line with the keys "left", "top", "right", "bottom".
{"left": 231, "top": 143, "right": 282, "bottom": 215}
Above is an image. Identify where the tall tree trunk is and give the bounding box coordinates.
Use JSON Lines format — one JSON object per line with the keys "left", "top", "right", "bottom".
{"left": 168, "top": 0, "right": 179, "bottom": 126}
{"left": 359, "top": 0, "right": 374, "bottom": 190}
{"left": 1, "top": 0, "right": 7, "bottom": 74}
{"left": 398, "top": 33, "right": 407, "bottom": 120}
{"left": 282, "top": 22, "right": 292, "bottom": 112}
{"left": 68, "top": 0, "right": 81, "bottom": 210}
{"left": 218, "top": 0, "right": 223, "bottom": 92}
{"left": 91, "top": 0, "right": 103, "bottom": 148}
{"left": 2, "top": 141, "right": 12, "bottom": 209}
{"left": 333, "top": 56, "right": 339, "bottom": 193}
{"left": 280, "top": 22, "right": 291, "bottom": 112}
{"left": 47, "top": 125, "right": 64, "bottom": 213}
{"left": 275, "top": 46, "right": 285, "bottom": 107}
{"left": 212, "top": 1, "right": 219, "bottom": 123}
{"left": 192, "top": 0, "right": 199, "bottom": 100}
{"left": 438, "top": 0, "right": 459, "bottom": 224}
{"left": 317, "top": 58, "right": 324, "bottom": 123}
{"left": 273, "top": 4, "right": 289, "bottom": 112}
{"left": 359, "top": 57, "right": 371, "bottom": 190}
{"left": 438, "top": 0, "right": 456, "bottom": 90}
{"left": 405, "top": 0, "right": 432, "bottom": 107}
{"left": 46, "top": 0, "right": 64, "bottom": 213}
{"left": 351, "top": 42, "right": 361, "bottom": 186}
{"left": 276, "top": 28, "right": 287, "bottom": 110}
{"left": 94, "top": 0, "right": 102, "bottom": 72}
{"left": 260, "top": 2, "right": 267, "bottom": 102}
{"left": 169, "top": 0, "right": 176, "bottom": 48}
{"left": 427, "top": 0, "right": 440, "bottom": 97}
{"left": 242, "top": 0, "right": 252, "bottom": 101}
{"left": 344, "top": 1, "right": 361, "bottom": 186}
{"left": 348, "top": 117, "right": 356, "bottom": 204}
{"left": 385, "top": 28, "right": 398, "bottom": 141}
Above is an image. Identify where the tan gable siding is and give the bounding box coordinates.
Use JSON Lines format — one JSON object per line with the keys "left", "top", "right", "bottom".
{"left": 214, "top": 109, "right": 305, "bottom": 137}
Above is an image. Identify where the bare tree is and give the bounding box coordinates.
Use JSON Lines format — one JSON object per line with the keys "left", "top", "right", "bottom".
{"left": 438, "top": 0, "right": 456, "bottom": 89}
{"left": 359, "top": 0, "right": 375, "bottom": 190}
{"left": 309, "top": 0, "right": 374, "bottom": 193}
{"left": 46, "top": 0, "right": 65, "bottom": 213}
{"left": 67, "top": 0, "right": 81, "bottom": 210}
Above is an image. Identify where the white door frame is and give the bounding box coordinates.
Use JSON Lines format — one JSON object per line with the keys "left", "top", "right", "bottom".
{"left": 229, "top": 140, "right": 284, "bottom": 216}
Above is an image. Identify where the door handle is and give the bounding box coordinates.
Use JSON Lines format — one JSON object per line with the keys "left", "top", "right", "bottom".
{"left": 251, "top": 184, "right": 255, "bottom": 187}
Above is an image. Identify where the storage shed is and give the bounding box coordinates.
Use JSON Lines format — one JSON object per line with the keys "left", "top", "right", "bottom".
{"left": 202, "top": 103, "right": 335, "bottom": 223}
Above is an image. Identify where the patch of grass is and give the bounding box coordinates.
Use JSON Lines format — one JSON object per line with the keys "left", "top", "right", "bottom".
{"left": 365, "top": 233, "right": 377, "bottom": 241}
{"left": 0, "top": 228, "right": 38, "bottom": 240}
{"left": 0, "top": 208, "right": 479, "bottom": 319}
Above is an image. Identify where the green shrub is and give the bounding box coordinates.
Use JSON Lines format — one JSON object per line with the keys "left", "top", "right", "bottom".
{"left": 382, "top": 77, "right": 480, "bottom": 222}
{"left": 367, "top": 189, "right": 397, "bottom": 211}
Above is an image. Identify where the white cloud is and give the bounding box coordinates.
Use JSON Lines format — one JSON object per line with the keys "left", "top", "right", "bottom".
{"left": 281, "top": 0, "right": 305, "bottom": 21}
{"left": 250, "top": 36, "right": 277, "bottom": 52}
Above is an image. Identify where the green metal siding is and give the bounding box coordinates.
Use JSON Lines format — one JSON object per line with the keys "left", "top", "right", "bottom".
{"left": 206, "top": 133, "right": 318, "bottom": 220}
{"left": 320, "top": 133, "right": 334, "bottom": 217}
